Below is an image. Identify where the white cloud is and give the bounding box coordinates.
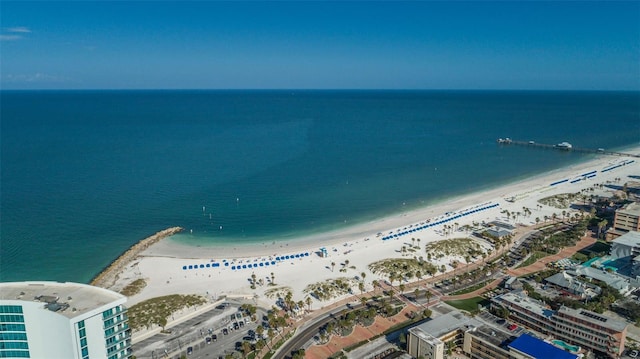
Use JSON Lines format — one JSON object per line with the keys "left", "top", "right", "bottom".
{"left": 0, "top": 35, "right": 22, "bottom": 41}
{"left": 7, "top": 26, "right": 31, "bottom": 33}
{"left": 5, "top": 73, "right": 68, "bottom": 83}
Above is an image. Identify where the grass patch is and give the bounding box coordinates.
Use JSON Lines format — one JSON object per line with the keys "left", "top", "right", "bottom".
{"left": 583, "top": 240, "right": 611, "bottom": 255}
{"left": 517, "top": 251, "right": 550, "bottom": 268}
{"left": 120, "top": 278, "right": 146, "bottom": 297}
{"left": 128, "top": 294, "right": 207, "bottom": 331}
{"left": 450, "top": 279, "right": 492, "bottom": 296}
{"left": 445, "top": 297, "right": 489, "bottom": 314}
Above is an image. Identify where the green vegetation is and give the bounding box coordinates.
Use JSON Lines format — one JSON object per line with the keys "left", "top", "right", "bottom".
{"left": 445, "top": 297, "right": 489, "bottom": 314}
{"left": 264, "top": 286, "right": 292, "bottom": 299}
{"left": 368, "top": 258, "right": 437, "bottom": 284}
{"left": 120, "top": 278, "right": 146, "bottom": 297}
{"left": 614, "top": 300, "right": 640, "bottom": 326}
{"left": 581, "top": 240, "right": 611, "bottom": 256}
{"left": 423, "top": 237, "right": 484, "bottom": 260}
{"left": 304, "top": 277, "right": 357, "bottom": 301}
{"left": 517, "top": 251, "right": 550, "bottom": 268}
{"left": 538, "top": 192, "right": 580, "bottom": 209}
{"left": 128, "top": 294, "right": 207, "bottom": 331}
{"left": 449, "top": 279, "right": 492, "bottom": 295}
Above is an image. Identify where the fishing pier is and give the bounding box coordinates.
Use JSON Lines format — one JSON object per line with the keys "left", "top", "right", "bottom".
{"left": 496, "top": 138, "right": 640, "bottom": 158}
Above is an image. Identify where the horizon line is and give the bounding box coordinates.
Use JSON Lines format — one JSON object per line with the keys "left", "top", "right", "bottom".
{"left": 2, "top": 88, "right": 639, "bottom": 93}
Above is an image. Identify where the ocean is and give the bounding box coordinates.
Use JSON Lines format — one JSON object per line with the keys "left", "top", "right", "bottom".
{"left": 1, "top": 90, "right": 638, "bottom": 283}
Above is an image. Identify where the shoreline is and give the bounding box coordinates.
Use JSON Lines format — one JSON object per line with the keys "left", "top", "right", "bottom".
{"left": 90, "top": 226, "right": 184, "bottom": 289}
{"left": 154, "top": 152, "right": 632, "bottom": 259}
{"left": 110, "top": 148, "right": 639, "bottom": 310}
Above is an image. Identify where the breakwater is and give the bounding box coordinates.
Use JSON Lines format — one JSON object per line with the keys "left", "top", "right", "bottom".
{"left": 90, "top": 227, "right": 184, "bottom": 289}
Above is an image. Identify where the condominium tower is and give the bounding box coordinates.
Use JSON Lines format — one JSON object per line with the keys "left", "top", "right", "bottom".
{"left": 0, "top": 281, "right": 131, "bottom": 359}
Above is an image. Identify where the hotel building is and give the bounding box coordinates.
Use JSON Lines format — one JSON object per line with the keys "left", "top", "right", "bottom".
{"left": 406, "top": 310, "right": 578, "bottom": 359}
{"left": 0, "top": 281, "right": 132, "bottom": 359}
{"left": 491, "top": 292, "right": 627, "bottom": 358}
{"left": 607, "top": 202, "right": 640, "bottom": 240}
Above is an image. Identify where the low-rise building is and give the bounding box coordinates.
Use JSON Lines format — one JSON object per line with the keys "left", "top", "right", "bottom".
{"left": 407, "top": 309, "right": 580, "bottom": 359}
{"left": 491, "top": 291, "right": 628, "bottom": 358}
{"left": 607, "top": 203, "right": 640, "bottom": 240}
{"left": 407, "top": 311, "right": 481, "bottom": 359}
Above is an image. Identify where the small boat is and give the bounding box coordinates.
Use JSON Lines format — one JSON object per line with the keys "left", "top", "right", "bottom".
{"left": 555, "top": 142, "right": 573, "bottom": 150}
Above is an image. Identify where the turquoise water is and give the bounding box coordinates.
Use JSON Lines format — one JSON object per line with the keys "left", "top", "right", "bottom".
{"left": 552, "top": 339, "right": 580, "bottom": 353}
{"left": 582, "top": 257, "right": 601, "bottom": 267}
{"left": 1, "top": 90, "right": 639, "bottom": 283}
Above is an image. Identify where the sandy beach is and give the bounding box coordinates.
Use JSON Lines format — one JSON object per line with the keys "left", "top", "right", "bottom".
{"left": 107, "top": 149, "right": 639, "bottom": 316}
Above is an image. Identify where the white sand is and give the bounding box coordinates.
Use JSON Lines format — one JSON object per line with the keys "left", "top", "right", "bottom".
{"left": 111, "top": 151, "right": 639, "bottom": 314}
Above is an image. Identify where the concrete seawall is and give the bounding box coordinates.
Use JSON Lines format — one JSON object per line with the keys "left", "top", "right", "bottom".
{"left": 90, "top": 227, "right": 184, "bottom": 289}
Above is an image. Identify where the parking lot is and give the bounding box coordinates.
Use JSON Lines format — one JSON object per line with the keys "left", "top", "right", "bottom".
{"left": 132, "top": 299, "right": 266, "bottom": 359}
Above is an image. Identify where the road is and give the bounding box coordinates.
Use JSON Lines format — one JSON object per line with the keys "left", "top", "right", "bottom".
{"left": 273, "top": 302, "right": 367, "bottom": 359}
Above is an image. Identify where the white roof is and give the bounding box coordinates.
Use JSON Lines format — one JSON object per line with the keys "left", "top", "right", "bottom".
{"left": 0, "top": 281, "right": 126, "bottom": 319}
{"left": 612, "top": 231, "right": 640, "bottom": 247}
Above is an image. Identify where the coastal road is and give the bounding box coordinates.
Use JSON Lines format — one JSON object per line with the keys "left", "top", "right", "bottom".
{"left": 272, "top": 301, "right": 369, "bottom": 359}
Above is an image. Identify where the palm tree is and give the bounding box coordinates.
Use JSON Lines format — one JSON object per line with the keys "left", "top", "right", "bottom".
{"left": 372, "top": 280, "right": 380, "bottom": 293}
{"left": 305, "top": 296, "right": 312, "bottom": 311}
{"left": 598, "top": 219, "right": 608, "bottom": 239}
{"left": 270, "top": 272, "right": 275, "bottom": 284}
{"left": 358, "top": 282, "right": 365, "bottom": 294}
{"left": 331, "top": 262, "right": 335, "bottom": 272}
{"left": 360, "top": 296, "right": 367, "bottom": 307}
{"left": 344, "top": 259, "right": 350, "bottom": 268}
{"left": 399, "top": 283, "right": 405, "bottom": 293}
{"left": 241, "top": 340, "right": 252, "bottom": 358}
{"left": 361, "top": 272, "right": 366, "bottom": 282}
{"left": 425, "top": 289, "right": 433, "bottom": 304}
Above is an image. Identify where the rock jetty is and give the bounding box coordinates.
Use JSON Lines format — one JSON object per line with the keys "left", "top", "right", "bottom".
{"left": 90, "top": 226, "right": 183, "bottom": 289}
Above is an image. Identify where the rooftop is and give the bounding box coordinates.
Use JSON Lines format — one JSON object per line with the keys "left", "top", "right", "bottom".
{"left": 0, "top": 281, "right": 126, "bottom": 319}
{"left": 466, "top": 324, "right": 515, "bottom": 349}
{"left": 492, "top": 292, "right": 554, "bottom": 319}
{"left": 557, "top": 306, "right": 628, "bottom": 332}
{"left": 509, "top": 333, "right": 579, "bottom": 359}
{"left": 408, "top": 327, "right": 444, "bottom": 346}
{"left": 544, "top": 271, "right": 600, "bottom": 298}
{"left": 612, "top": 231, "right": 640, "bottom": 248}
{"left": 569, "top": 266, "right": 630, "bottom": 292}
{"left": 410, "top": 310, "right": 483, "bottom": 339}
{"left": 617, "top": 202, "right": 640, "bottom": 216}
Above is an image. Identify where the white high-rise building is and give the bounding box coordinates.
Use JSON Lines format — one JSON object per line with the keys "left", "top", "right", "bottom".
{"left": 0, "top": 281, "right": 131, "bottom": 359}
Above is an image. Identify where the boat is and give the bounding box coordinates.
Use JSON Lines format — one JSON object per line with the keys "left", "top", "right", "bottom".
{"left": 555, "top": 142, "right": 573, "bottom": 150}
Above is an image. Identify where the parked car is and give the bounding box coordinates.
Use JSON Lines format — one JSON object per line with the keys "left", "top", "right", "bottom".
{"left": 212, "top": 334, "right": 217, "bottom": 341}
{"left": 206, "top": 336, "right": 212, "bottom": 344}
{"left": 630, "top": 350, "right": 639, "bottom": 358}
{"left": 222, "top": 328, "right": 228, "bottom": 335}
{"left": 187, "top": 346, "right": 193, "bottom": 355}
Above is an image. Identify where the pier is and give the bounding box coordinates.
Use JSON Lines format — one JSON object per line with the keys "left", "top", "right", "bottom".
{"left": 496, "top": 138, "right": 640, "bottom": 158}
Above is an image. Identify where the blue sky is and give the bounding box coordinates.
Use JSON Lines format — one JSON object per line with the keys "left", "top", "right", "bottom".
{"left": 1, "top": 1, "right": 639, "bottom": 90}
